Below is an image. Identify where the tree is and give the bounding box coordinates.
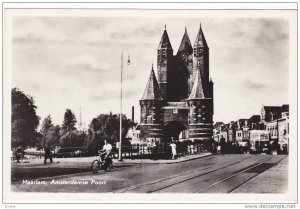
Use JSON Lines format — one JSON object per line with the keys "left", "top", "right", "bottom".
{"left": 11, "top": 88, "right": 40, "bottom": 148}
{"left": 40, "top": 115, "right": 62, "bottom": 149}
{"left": 40, "top": 115, "right": 53, "bottom": 136}
{"left": 59, "top": 130, "right": 85, "bottom": 148}
{"left": 87, "top": 113, "right": 133, "bottom": 154}
{"left": 60, "top": 109, "right": 78, "bottom": 151}
{"left": 44, "top": 125, "right": 61, "bottom": 148}
{"left": 62, "top": 109, "right": 77, "bottom": 132}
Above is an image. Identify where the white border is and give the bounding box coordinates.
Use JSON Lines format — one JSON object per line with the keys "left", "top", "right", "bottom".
{"left": 2, "top": 3, "right": 298, "bottom": 204}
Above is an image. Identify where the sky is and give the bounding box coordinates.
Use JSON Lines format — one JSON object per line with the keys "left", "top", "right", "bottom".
{"left": 11, "top": 14, "right": 290, "bottom": 128}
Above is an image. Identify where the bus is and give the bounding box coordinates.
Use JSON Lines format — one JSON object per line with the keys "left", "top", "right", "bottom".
{"left": 249, "top": 130, "right": 271, "bottom": 154}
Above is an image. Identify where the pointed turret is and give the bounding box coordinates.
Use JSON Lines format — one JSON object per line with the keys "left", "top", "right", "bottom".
{"left": 193, "top": 23, "right": 209, "bottom": 94}
{"left": 141, "top": 66, "right": 164, "bottom": 101}
{"left": 157, "top": 25, "right": 173, "bottom": 99}
{"left": 187, "top": 69, "right": 205, "bottom": 100}
{"left": 177, "top": 26, "right": 193, "bottom": 55}
{"left": 158, "top": 25, "right": 173, "bottom": 50}
{"left": 194, "top": 24, "right": 208, "bottom": 48}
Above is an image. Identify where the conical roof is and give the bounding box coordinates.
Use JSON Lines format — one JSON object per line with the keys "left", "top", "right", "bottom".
{"left": 194, "top": 24, "right": 208, "bottom": 48}
{"left": 158, "top": 26, "right": 173, "bottom": 49}
{"left": 187, "top": 69, "right": 205, "bottom": 100}
{"left": 177, "top": 27, "right": 193, "bottom": 55}
{"left": 141, "top": 66, "right": 164, "bottom": 101}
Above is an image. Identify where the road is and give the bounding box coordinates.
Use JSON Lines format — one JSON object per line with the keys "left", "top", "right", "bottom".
{"left": 11, "top": 154, "right": 287, "bottom": 193}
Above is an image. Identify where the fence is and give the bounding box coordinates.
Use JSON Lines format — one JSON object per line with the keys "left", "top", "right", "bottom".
{"left": 111, "top": 143, "right": 208, "bottom": 160}
{"left": 12, "top": 142, "right": 210, "bottom": 161}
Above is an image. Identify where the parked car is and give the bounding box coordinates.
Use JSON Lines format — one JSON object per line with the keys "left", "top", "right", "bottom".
{"left": 237, "top": 141, "right": 250, "bottom": 154}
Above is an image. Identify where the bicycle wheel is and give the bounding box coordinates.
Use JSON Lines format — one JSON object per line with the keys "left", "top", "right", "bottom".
{"left": 105, "top": 162, "right": 113, "bottom": 172}
{"left": 91, "top": 160, "right": 100, "bottom": 173}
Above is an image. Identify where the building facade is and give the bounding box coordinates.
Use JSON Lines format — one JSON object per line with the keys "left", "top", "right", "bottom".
{"left": 140, "top": 25, "right": 214, "bottom": 144}
{"left": 260, "top": 105, "right": 289, "bottom": 129}
{"left": 265, "top": 112, "right": 289, "bottom": 143}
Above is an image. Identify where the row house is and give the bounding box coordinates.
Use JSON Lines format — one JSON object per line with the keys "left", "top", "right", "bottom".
{"left": 260, "top": 105, "right": 289, "bottom": 128}
{"left": 213, "top": 121, "right": 236, "bottom": 142}
{"left": 265, "top": 112, "right": 289, "bottom": 143}
{"left": 234, "top": 119, "right": 249, "bottom": 142}
{"left": 213, "top": 104, "right": 289, "bottom": 145}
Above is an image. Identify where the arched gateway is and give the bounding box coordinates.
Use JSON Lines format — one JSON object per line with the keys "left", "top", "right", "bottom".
{"left": 163, "top": 121, "right": 187, "bottom": 142}
{"left": 140, "top": 25, "right": 214, "bottom": 145}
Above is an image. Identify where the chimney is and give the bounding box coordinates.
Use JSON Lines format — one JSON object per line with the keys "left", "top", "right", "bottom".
{"left": 132, "top": 106, "right": 134, "bottom": 124}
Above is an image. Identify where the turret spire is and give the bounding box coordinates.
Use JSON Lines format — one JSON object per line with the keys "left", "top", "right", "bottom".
{"left": 194, "top": 23, "right": 208, "bottom": 48}
{"left": 177, "top": 26, "right": 192, "bottom": 55}
{"left": 158, "top": 26, "right": 173, "bottom": 49}
{"left": 141, "top": 67, "right": 164, "bottom": 101}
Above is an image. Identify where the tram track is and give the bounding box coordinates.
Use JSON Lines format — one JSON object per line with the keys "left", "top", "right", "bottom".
{"left": 196, "top": 155, "right": 287, "bottom": 193}
{"left": 151, "top": 155, "right": 286, "bottom": 193}
{"left": 121, "top": 155, "right": 286, "bottom": 193}
{"left": 118, "top": 155, "right": 254, "bottom": 193}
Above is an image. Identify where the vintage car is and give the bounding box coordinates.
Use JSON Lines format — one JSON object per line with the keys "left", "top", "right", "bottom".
{"left": 54, "top": 147, "right": 87, "bottom": 158}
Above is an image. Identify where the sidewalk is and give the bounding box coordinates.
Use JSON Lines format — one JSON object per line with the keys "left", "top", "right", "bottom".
{"left": 11, "top": 152, "right": 212, "bottom": 182}
{"left": 11, "top": 152, "right": 211, "bottom": 178}
{"left": 15, "top": 152, "right": 212, "bottom": 167}
{"left": 115, "top": 152, "right": 212, "bottom": 165}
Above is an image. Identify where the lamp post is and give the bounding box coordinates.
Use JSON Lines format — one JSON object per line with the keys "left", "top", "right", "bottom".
{"left": 119, "top": 50, "right": 130, "bottom": 161}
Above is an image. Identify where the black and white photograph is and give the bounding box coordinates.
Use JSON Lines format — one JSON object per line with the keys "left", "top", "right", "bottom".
{"left": 2, "top": 2, "right": 298, "bottom": 204}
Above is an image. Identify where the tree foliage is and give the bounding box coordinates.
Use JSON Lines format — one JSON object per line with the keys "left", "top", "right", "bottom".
{"left": 40, "top": 115, "right": 53, "bottom": 136}
{"left": 42, "top": 125, "right": 61, "bottom": 148}
{"left": 87, "top": 113, "right": 133, "bottom": 154}
{"left": 59, "top": 130, "right": 86, "bottom": 148}
{"left": 62, "top": 109, "right": 77, "bottom": 132}
{"left": 11, "top": 88, "right": 40, "bottom": 148}
{"left": 40, "top": 115, "right": 62, "bottom": 148}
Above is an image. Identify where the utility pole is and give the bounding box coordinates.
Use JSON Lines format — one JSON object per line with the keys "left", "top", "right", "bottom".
{"left": 79, "top": 106, "right": 82, "bottom": 132}
{"left": 119, "top": 50, "right": 130, "bottom": 161}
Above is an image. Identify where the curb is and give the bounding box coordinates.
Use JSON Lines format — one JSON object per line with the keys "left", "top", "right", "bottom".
{"left": 113, "top": 153, "right": 212, "bottom": 165}
{"left": 12, "top": 153, "right": 213, "bottom": 184}
{"left": 12, "top": 153, "right": 213, "bottom": 167}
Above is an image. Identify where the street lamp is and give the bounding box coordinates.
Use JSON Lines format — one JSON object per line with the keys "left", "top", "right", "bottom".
{"left": 119, "top": 50, "right": 131, "bottom": 161}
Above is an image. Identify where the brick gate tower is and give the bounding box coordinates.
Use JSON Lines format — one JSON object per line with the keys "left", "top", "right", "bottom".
{"left": 140, "top": 24, "right": 214, "bottom": 144}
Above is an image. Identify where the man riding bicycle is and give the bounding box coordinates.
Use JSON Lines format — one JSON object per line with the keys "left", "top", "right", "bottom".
{"left": 91, "top": 139, "right": 113, "bottom": 173}
{"left": 99, "top": 139, "right": 112, "bottom": 164}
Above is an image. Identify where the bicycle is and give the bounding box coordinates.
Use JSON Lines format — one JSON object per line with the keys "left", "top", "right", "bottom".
{"left": 91, "top": 150, "right": 113, "bottom": 173}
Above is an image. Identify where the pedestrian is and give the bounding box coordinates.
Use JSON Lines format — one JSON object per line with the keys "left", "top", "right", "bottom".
{"left": 147, "top": 140, "right": 152, "bottom": 153}
{"left": 220, "top": 137, "right": 226, "bottom": 154}
{"left": 152, "top": 141, "right": 158, "bottom": 160}
{"left": 169, "top": 140, "right": 177, "bottom": 160}
{"left": 16, "top": 147, "right": 23, "bottom": 163}
{"left": 44, "top": 144, "right": 53, "bottom": 164}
